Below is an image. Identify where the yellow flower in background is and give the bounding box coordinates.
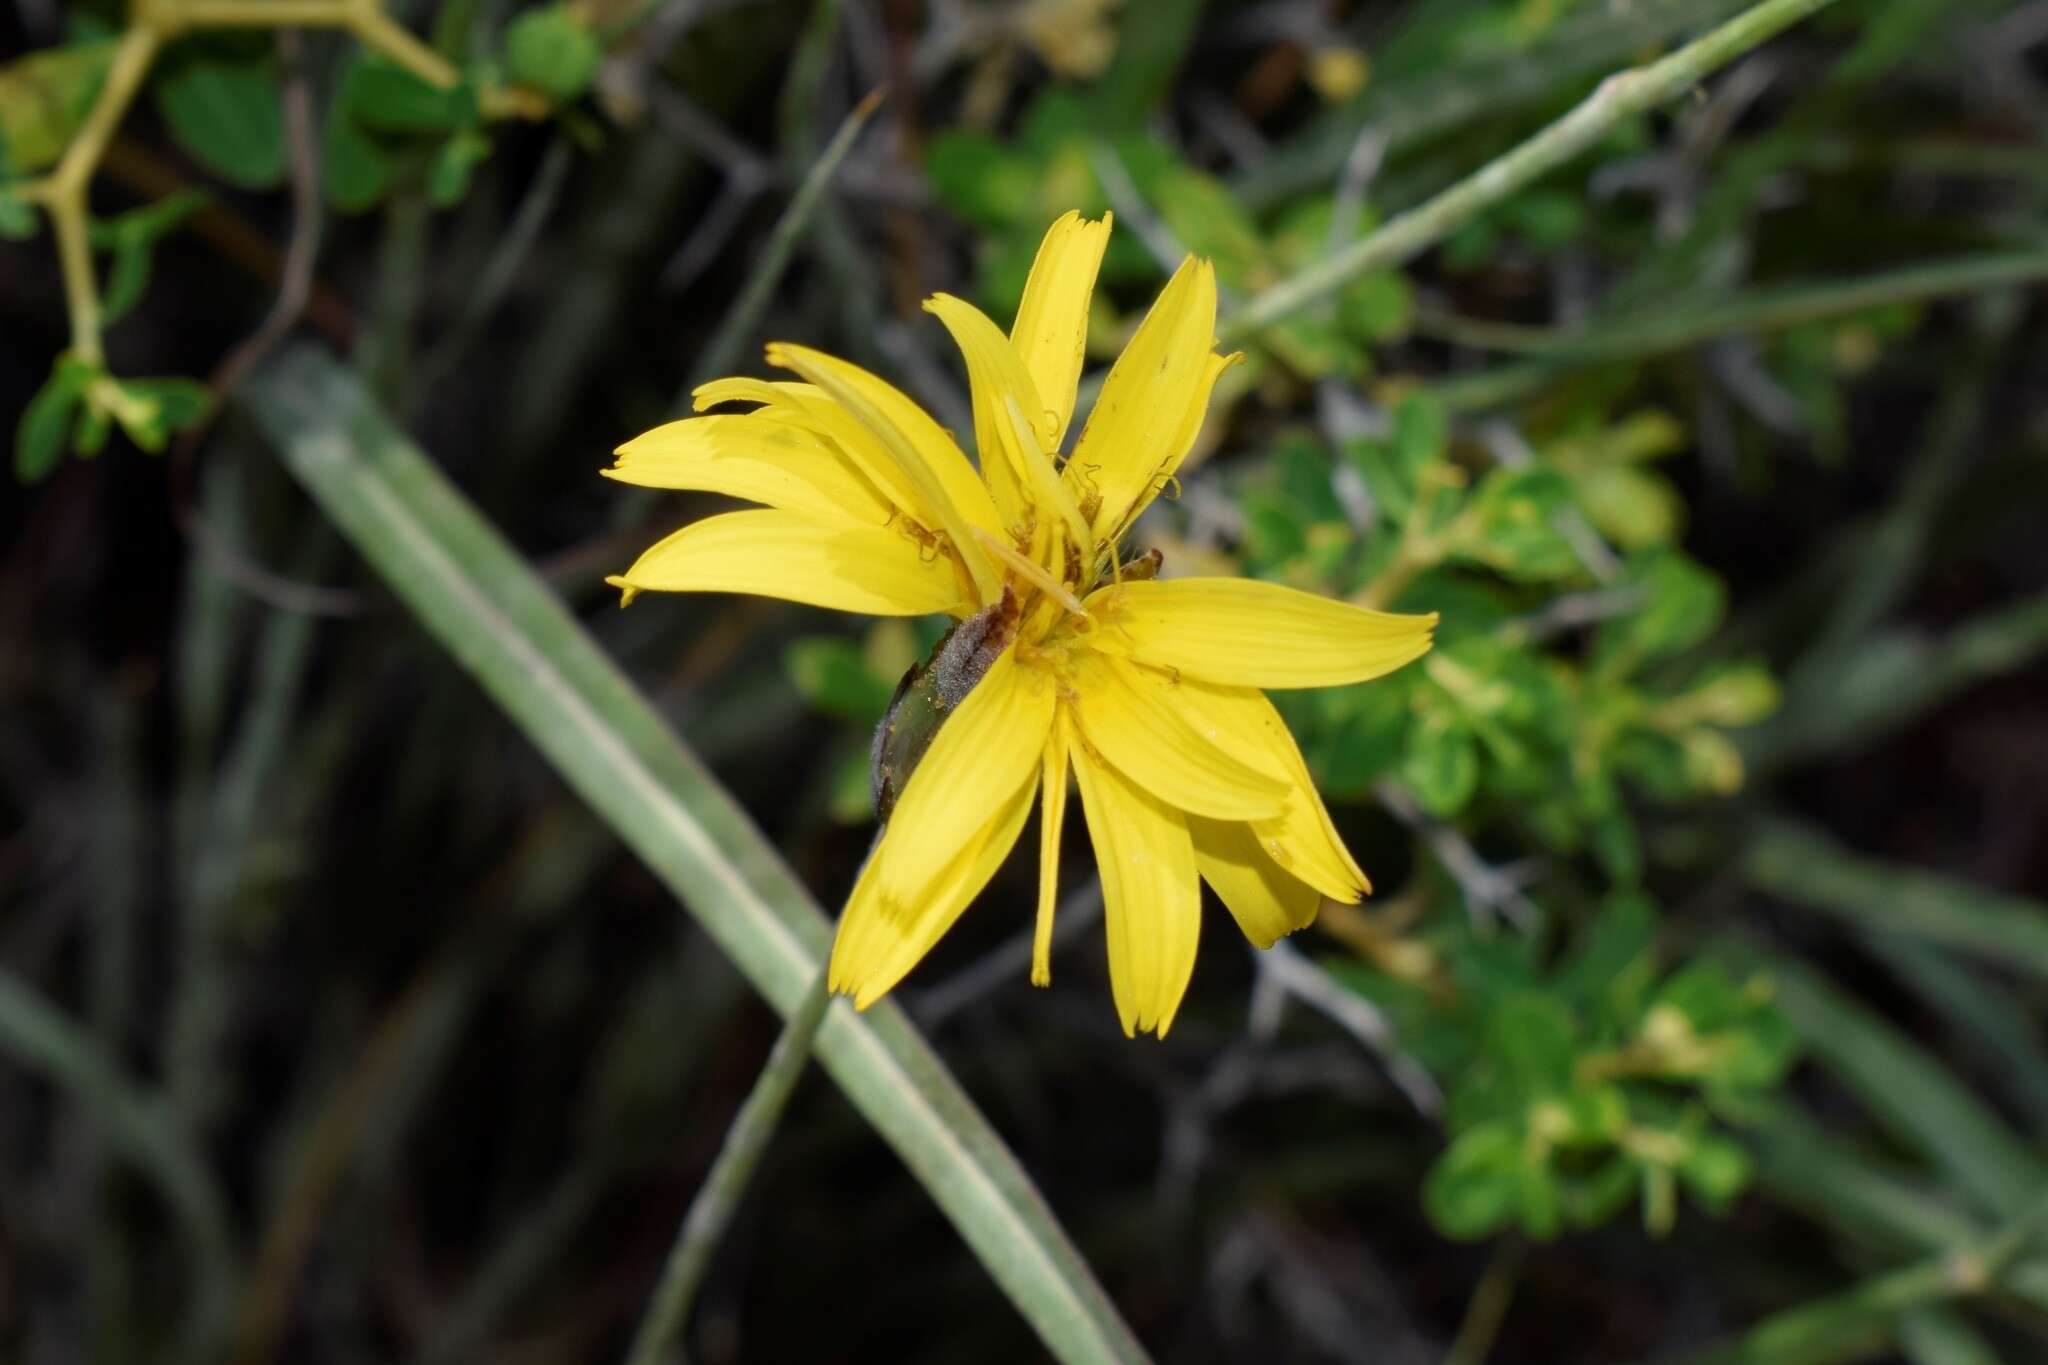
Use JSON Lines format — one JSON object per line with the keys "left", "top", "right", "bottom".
{"left": 606, "top": 212, "right": 1437, "bottom": 1036}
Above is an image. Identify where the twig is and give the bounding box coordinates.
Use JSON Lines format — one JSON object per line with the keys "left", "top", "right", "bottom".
{"left": 1328, "top": 127, "right": 1389, "bottom": 253}
{"left": 913, "top": 881, "right": 1104, "bottom": 1027}
{"left": 1257, "top": 940, "right": 1443, "bottom": 1116}
{"left": 1376, "top": 781, "right": 1541, "bottom": 931}
{"left": 16, "top": 0, "right": 545, "bottom": 367}
{"left": 675, "top": 86, "right": 887, "bottom": 403}
{"left": 1087, "top": 141, "right": 1184, "bottom": 274}
{"left": 1502, "top": 585, "right": 1651, "bottom": 646}
{"left": 623, "top": 968, "right": 832, "bottom": 1365}
{"left": 1223, "top": 0, "right": 1850, "bottom": 340}
{"left": 421, "top": 138, "right": 576, "bottom": 389}
{"left": 168, "top": 31, "right": 366, "bottom": 619}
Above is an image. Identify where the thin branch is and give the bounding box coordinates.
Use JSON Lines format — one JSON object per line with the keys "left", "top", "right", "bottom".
{"left": 168, "top": 30, "right": 367, "bottom": 619}
{"left": 1222, "top": 0, "right": 1849, "bottom": 340}
{"left": 676, "top": 86, "right": 887, "bottom": 401}
{"left": 623, "top": 969, "right": 831, "bottom": 1365}
{"left": 914, "top": 881, "right": 1104, "bottom": 1027}
{"left": 1258, "top": 940, "right": 1442, "bottom": 1116}
{"left": 1376, "top": 781, "right": 1541, "bottom": 931}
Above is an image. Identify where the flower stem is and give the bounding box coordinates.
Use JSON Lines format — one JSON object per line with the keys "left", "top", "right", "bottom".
{"left": 623, "top": 967, "right": 832, "bottom": 1365}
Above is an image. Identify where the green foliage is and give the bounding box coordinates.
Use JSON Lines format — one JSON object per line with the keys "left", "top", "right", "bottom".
{"left": 89, "top": 189, "right": 208, "bottom": 324}
{"left": 325, "top": 52, "right": 490, "bottom": 214}
{"left": 503, "top": 5, "right": 602, "bottom": 102}
{"left": 0, "top": 186, "right": 37, "bottom": 239}
{"left": 925, "top": 90, "right": 1412, "bottom": 383}
{"left": 0, "top": 39, "right": 117, "bottom": 175}
{"left": 154, "top": 45, "right": 285, "bottom": 189}
{"left": 1340, "top": 898, "right": 1794, "bottom": 1241}
{"left": 15, "top": 352, "right": 211, "bottom": 480}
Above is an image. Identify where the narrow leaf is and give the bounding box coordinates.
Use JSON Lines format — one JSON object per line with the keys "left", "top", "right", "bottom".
{"left": 239, "top": 345, "right": 1149, "bottom": 1365}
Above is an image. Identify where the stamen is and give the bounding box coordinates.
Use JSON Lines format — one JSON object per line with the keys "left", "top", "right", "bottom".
{"left": 972, "top": 527, "right": 1091, "bottom": 619}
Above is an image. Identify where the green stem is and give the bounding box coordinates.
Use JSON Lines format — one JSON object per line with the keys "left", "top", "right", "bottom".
{"left": 1221, "top": 0, "right": 1846, "bottom": 341}
{"left": 680, "top": 85, "right": 884, "bottom": 401}
{"left": 43, "top": 24, "right": 162, "bottom": 361}
{"left": 624, "top": 968, "right": 832, "bottom": 1365}
{"left": 241, "top": 349, "right": 1146, "bottom": 1365}
{"left": 1424, "top": 250, "right": 2048, "bottom": 410}
{"left": 1445, "top": 1238, "right": 1524, "bottom": 1365}
{"left": 1656, "top": 1190, "right": 2048, "bottom": 1365}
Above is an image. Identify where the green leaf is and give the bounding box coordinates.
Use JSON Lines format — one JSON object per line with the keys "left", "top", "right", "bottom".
{"left": 1322, "top": 682, "right": 1411, "bottom": 796}
{"left": 1455, "top": 465, "right": 1580, "bottom": 581}
{"left": 0, "top": 187, "right": 36, "bottom": 239}
{"left": 92, "top": 189, "right": 208, "bottom": 324}
{"left": 1338, "top": 270, "right": 1413, "bottom": 342}
{"left": 786, "top": 636, "right": 896, "bottom": 724}
{"left": 1554, "top": 893, "right": 1658, "bottom": 1032}
{"left": 1745, "top": 819, "right": 2048, "bottom": 985}
{"left": 926, "top": 132, "right": 1037, "bottom": 227}
{"left": 1595, "top": 548, "right": 1725, "bottom": 673}
{"left": 1392, "top": 391, "right": 1447, "bottom": 475}
{"left": 1483, "top": 991, "right": 1577, "bottom": 1096}
{"left": 239, "top": 346, "right": 1149, "bottom": 1365}
{"left": 15, "top": 358, "right": 88, "bottom": 481}
{"left": 154, "top": 51, "right": 285, "bottom": 189}
{"left": 1678, "top": 1131, "right": 1752, "bottom": 1208}
{"left": 72, "top": 401, "right": 111, "bottom": 457}
{"left": 323, "top": 104, "right": 394, "bottom": 213}
{"left": 1400, "top": 714, "right": 1479, "bottom": 816}
{"left": 503, "top": 5, "right": 602, "bottom": 101}
{"left": 427, "top": 128, "right": 492, "bottom": 207}
{"left": 1758, "top": 949, "right": 2044, "bottom": 1217}
{"left": 343, "top": 54, "right": 477, "bottom": 134}
{"left": 1424, "top": 1121, "right": 1523, "bottom": 1240}
{"left": 0, "top": 39, "right": 118, "bottom": 173}
{"left": 125, "top": 377, "right": 212, "bottom": 433}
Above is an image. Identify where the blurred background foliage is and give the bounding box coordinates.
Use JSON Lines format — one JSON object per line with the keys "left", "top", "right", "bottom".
{"left": 5, "top": 0, "right": 2048, "bottom": 1361}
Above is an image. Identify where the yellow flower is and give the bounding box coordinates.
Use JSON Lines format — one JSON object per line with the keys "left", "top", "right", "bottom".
{"left": 606, "top": 212, "right": 1437, "bottom": 1036}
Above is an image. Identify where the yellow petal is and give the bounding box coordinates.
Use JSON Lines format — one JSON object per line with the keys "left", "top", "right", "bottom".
{"left": 767, "top": 343, "right": 1004, "bottom": 605}
{"left": 1132, "top": 349, "right": 1239, "bottom": 528}
{"left": 877, "top": 648, "right": 1056, "bottom": 905}
{"left": 692, "top": 377, "right": 801, "bottom": 412}
{"left": 1071, "top": 738, "right": 1201, "bottom": 1038}
{"left": 1067, "top": 254, "right": 1218, "bottom": 540}
{"left": 1010, "top": 210, "right": 1110, "bottom": 452}
{"left": 695, "top": 379, "right": 936, "bottom": 527}
{"left": 1085, "top": 578, "right": 1437, "bottom": 688}
{"left": 1065, "top": 653, "right": 1290, "bottom": 820}
{"left": 608, "top": 508, "right": 967, "bottom": 616}
{"left": 1189, "top": 815, "right": 1323, "bottom": 948}
{"left": 604, "top": 414, "right": 893, "bottom": 524}
{"left": 1033, "top": 710, "right": 1071, "bottom": 987}
{"left": 1167, "top": 680, "right": 1370, "bottom": 902}
{"left": 830, "top": 773, "right": 1035, "bottom": 1008}
{"left": 924, "top": 293, "right": 1089, "bottom": 550}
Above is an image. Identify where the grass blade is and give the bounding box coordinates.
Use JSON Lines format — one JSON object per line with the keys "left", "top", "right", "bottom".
{"left": 1746, "top": 951, "right": 2043, "bottom": 1217}
{"left": 1745, "top": 820, "right": 2048, "bottom": 984}
{"left": 0, "top": 967, "right": 238, "bottom": 1363}
{"left": 239, "top": 344, "right": 1149, "bottom": 1365}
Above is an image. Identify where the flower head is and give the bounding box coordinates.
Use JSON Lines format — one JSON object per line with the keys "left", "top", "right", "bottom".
{"left": 607, "top": 212, "right": 1436, "bottom": 1036}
